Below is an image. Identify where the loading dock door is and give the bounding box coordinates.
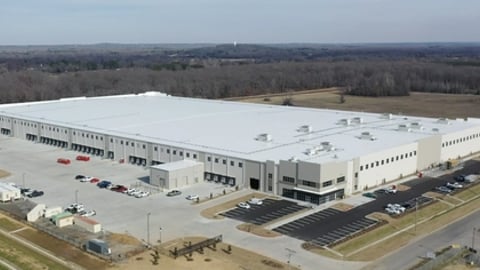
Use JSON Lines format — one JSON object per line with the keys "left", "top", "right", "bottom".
{"left": 250, "top": 178, "right": 260, "bottom": 190}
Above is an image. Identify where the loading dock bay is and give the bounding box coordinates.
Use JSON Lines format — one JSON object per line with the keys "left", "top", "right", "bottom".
{"left": 220, "top": 198, "right": 308, "bottom": 225}
{"left": 273, "top": 160, "right": 480, "bottom": 247}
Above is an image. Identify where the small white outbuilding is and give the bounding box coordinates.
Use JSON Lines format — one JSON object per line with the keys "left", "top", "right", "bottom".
{"left": 0, "top": 183, "right": 21, "bottom": 202}
{"left": 150, "top": 160, "right": 204, "bottom": 189}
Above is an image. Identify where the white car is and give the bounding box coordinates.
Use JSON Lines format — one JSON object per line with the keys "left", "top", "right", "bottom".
{"left": 79, "top": 176, "right": 93, "bottom": 183}
{"left": 446, "top": 182, "right": 463, "bottom": 189}
{"left": 186, "top": 194, "right": 199, "bottom": 200}
{"left": 237, "top": 202, "right": 251, "bottom": 209}
{"left": 135, "top": 191, "right": 150, "bottom": 198}
{"left": 80, "top": 210, "right": 96, "bottom": 217}
{"left": 248, "top": 198, "right": 263, "bottom": 205}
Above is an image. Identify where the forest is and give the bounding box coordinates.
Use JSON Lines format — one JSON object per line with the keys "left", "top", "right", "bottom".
{"left": 0, "top": 43, "right": 479, "bottom": 103}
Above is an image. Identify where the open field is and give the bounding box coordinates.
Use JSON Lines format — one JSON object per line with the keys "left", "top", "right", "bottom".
{"left": 0, "top": 169, "right": 10, "bottom": 179}
{"left": 235, "top": 89, "right": 480, "bottom": 119}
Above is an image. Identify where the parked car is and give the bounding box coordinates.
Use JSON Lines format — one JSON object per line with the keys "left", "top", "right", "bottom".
{"left": 446, "top": 182, "right": 463, "bottom": 189}
{"left": 75, "top": 175, "right": 85, "bottom": 180}
{"left": 76, "top": 155, "right": 90, "bottom": 161}
{"left": 135, "top": 191, "right": 150, "bottom": 198}
{"left": 57, "top": 158, "right": 71, "bottom": 165}
{"left": 97, "top": 180, "right": 112, "bottom": 189}
{"left": 125, "top": 188, "right": 137, "bottom": 195}
{"left": 66, "top": 203, "right": 85, "bottom": 213}
{"left": 80, "top": 176, "right": 93, "bottom": 183}
{"left": 237, "top": 202, "right": 251, "bottom": 209}
{"left": 435, "top": 186, "right": 452, "bottom": 193}
{"left": 89, "top": 178, "right": 100, "bottom": 184}
{"left": 27, "top": 190, "right": 44, "bottom": 198}
{"left": 21, "top": 188, "right": 32, "bottom": 196}
{"left": 363, "top": 192, "right": 377, "bottom": 199}
{"left": 454, "top": 174, "right": 467, "bottom": 182}
{"left": 167, "top": 190, "right": 182, "bottom": 197}
{"left": 248, "top": 198, "right": 263, "bottom": 205}
{"left": 186, "top": 194, "right": 199, "bottom": 200}
{"left": 79, "top": 210, "right": 96, "bottom": 217}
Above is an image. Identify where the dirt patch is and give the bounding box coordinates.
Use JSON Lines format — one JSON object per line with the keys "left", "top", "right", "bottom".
{"left": 107, "top": 233, "right": 142, "bottom": 246}
{"left": 113, "top": 236, "right": 299, "bottom": 270}
{"left": 366, "top": 212, "right": 395, "bottom": 223}
{"left": 236, "top": 223, "right": 282, "bottom": 238}
{"left": 0, "top": 169, "right": 10, "bottom": 178}
{"left": 237, "top": 89, "right": 480, "bottom": 119}
{"left": 424, "top": 191, "right": 445, "bottom": 199}
{"left": 330, "top": 202, "right": 354, "bottom": 212}
{"left": 200, "top": 192, "right": 273, "bottom": 219}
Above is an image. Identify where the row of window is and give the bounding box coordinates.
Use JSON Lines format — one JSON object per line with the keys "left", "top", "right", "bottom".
{"left": 360, "top": 151, "right": 417, "bottom": 171}
{"left": 74, "top": 131, "right": 103, "bottom": 140}
{"left": 282, "top": 176, "right": 345, "bottom": 188}
{"left": 442, "top": 133, "right": 480, "bottom": 148}
{"left": 206, "top": 156, "right": 243, "bottom": 167}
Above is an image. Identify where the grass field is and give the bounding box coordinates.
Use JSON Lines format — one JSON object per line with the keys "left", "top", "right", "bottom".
{"left": 236, "top": 89, "right": 480, "bottom": 119}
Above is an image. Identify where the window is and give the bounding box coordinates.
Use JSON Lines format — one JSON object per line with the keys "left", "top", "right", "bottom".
{"left": 110, "top": 138, "right": 113, "bottom": 143}
{"left": 215, "top": 158, "right": 219, "bottom": 163}
{"left": 95, "top": 135, "right": 98, "bottom": 140}
{"left": 282, "top": 176, "right": 295, "bottom": 183}
{"left": 179, "top": 151, "right": 183, "bottom": 156}
{"left": 125, "top": 142, "right": 129, "bottom": 146}
{"left": 360, "top": 165, "right": 363, "bottom": 171}
{"left": 371, "top": 162, "right": 374, "bottom": 168}
{"left": 376, "top": 161, "right": 379, "bottom": 166}
{"left": 230, "top": 161, "right": 234, "bottom": 166}
{"left": 322, "top": 180, "right": 333, "bottom": 187}
{"left": 366, "top": 164, "right": 369, "bottom": 169}
{"left": 268, "top": 173, "right": 273, "bottom": 179}
{"left": 143, "top": 144, "right": 146, "bottom": 149}
{"left": 154, "top": 146, "right": 158, "bottom": 151}
{"left": 120, "top": 140, "right": 123, "bottom": 145}
{"left": 193, "top": 154, "right": 197, "bottom": 159}
{"left": 401, "top": 154, "right": 404, "bottom": 159}
{"left": 207, "top": 156, "right": 211, "bottom": 162}
{"left": 410, "top": 152, "right": 413, "bottom": 157}
{"left": 386, "top": 159, "right": 389, "bottom": 164}
{"left": 173, "top": 150, "right": 176, "bottom": 155}
{"left": 391, "top": 157, "right": 394, "bottom": 162}
{"left": 238, "top": 162, "right": 243, "bottom": 168}
{"left": 354, "top": 172, "right": 358, "bottom": 178}
{"left": 186, "top": 153, "right": 190, "bottom": 158}
{"left": 396, "top": 156, "right": 399, "bottom": 161}
{"left": 222, "top": 159, "right": 226, "bottom": 165}
{"left": 381, "top": 160, "right": 384, "bottom": 165}
{"left": 166, "top": 149, "right": 170, "bottom": 154}
{"left": 73, "top": 131, "right": 76, "bottom": 135}
{"left": 414, "top": 151, "right": 417, "bottom": 155}
{"left": 302, "top": 180, "right": 318, "bottom": 188}
{"left": 337, "top": 176, "right": 345, "bottom": 183}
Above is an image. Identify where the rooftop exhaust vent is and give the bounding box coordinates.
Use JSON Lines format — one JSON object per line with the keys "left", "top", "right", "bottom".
{"left": 297, "top": 125, "right": 313, "bottom": 133}
{"left": 360, "top": 131, "right": 377, "bottom": 141}
{"left": 289, "top": 156, "right": 299, "bottom": 162}
{"left": 321, "top": 141, "right": 335, "bottom": 151}
{"left": 338, "top": 119, "right": 351, "bottom": 126}
{"left": 304, "top": 146, "right": 321, "bottom": 156}
{"left": 352, "top": 117, "right": 364, "bottom": 124}
{"left": 397, "top": 124, "right": 411, "bottom": 132}
{"left": 410, "top": 122, "right": 424, "bottom": 130}
{"left": 437, "top": 118, "right": 450, "bottom": 124}
{"left": 381, "top": 113, "right": 393, "bottom": 120}
{"left": 255, "top": 133, "right": 272, "bottom": 142}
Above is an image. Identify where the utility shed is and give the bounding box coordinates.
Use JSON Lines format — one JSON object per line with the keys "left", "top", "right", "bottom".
{"left": 51, "top": 212, "right": 73, "bottom": 228}
{"left": 27, "top": 204, "right": 46, "bottom": 222}
{"left": 150, "top": 160, "right": 204, "bottom": 189}
{"left": 74, "top": 216, "right": 102, "bottom": 233}
{"left": 0, "top": 183, "right": 21, "bottom": 202}
{"left": 87, "top": 239, "right": 111, "bottom": 255}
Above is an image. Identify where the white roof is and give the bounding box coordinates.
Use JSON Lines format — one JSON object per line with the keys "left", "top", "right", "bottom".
{"left": 1, "top": 92, "right": 480, "bottom": 164}
{"left": 151, "top": 160, "right": 202, "bottom": 171}
{"left": 0, "top": 183, "right": 20, "bottom": 193}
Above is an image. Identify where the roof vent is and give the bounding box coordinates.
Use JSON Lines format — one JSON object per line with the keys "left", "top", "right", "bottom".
{"left": 297, "top": 125, "right": 313, "bottom": 133}
{"left": 289, "top": 156, "right": 299, "bottom": 162}
{"left": 321, "top": 141, "right": 335, "bottom": 151}
{"left": 338, "top": 119, "right": 351, "bottom": 126}
{"left": 397, "top": 124, "right": 411, "bottom": 132}
{"left": 352, "top": 117, "right": 364, "bottom": 124}
{"left": 381, "top": 113, "right": 393, "bottom": 120}
{"left": 255, "top": 133, "right": 272, "bottom": 142}
{"left": 437, "top": 118, "right": 450, "bottom": 124}
{"left": 432, "top": 128, "right": 440, "bottom": 132}
{"left": 304, "top": 146, "right": 320, "bottom": 156}
{"left": 360, "top": 131, "right": 377, "bottom": 141}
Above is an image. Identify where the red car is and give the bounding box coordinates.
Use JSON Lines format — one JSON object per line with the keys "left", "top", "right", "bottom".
{"left": 89, "top": 178, "right": 100, "bottom": 184}
{"left": 57, "top": 158, "right": 71, "bottom": 165}
{"left": 76, "top": 155, "right": 90, "bottom": 161}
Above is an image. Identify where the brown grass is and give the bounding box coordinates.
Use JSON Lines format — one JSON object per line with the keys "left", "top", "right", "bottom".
{"left": 236, "top": 223, "right": 282, "bottom": 238}
{"left": 108, "top": 232, "right": 142, "bottom": 246}
{"left": 237, "top": 89, "right": 480, "bottom": 119}
{"left": 330, "top": 202, "right": 355, "bottom": 212}
{"left": 200, "top": 192, "right": 272, "bottom": 219}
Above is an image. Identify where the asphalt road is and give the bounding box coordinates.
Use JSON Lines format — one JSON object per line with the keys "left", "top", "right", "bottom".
{"left": 363, "top": 208, "right": 480, "bottom": 270}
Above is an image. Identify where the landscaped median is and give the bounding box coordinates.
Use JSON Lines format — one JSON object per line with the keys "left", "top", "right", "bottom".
{"left": 305, "top": 190, "right": 480, "bottom": 261}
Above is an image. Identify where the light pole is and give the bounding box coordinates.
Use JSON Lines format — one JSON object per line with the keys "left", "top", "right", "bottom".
{"left": 147, "top": 212, "right": 151, "bottom": 247}
{"left": 75, "top": 189, "right": 79, "bottom": 204}
{"left": 159, "top": 226, "right": 162, "bottom": 243}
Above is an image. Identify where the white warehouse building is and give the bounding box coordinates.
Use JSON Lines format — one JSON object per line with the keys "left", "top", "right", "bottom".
{"left": 1, "top": 92, "right": 480, "bottom": 205}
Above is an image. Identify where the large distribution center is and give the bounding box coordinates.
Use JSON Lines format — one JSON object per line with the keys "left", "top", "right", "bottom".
{"left": 1, "top": 92, "right": 480, "bottom": 204}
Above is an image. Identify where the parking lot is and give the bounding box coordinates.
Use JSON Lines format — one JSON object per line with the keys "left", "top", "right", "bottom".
{"left": 220, "top": 198, "right": 307, "bottom": 225}
{"left": 271, "top": 160, "right": 480, "bottom": 247}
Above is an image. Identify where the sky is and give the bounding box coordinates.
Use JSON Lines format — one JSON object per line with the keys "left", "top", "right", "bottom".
{"left": 0, "top": 0, "right": 479, "bottom": 45}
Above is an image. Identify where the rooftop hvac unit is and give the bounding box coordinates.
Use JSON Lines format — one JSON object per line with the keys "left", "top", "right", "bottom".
{"left": 437, "top": 118, "right": 450, "bottom": 124}
{"left": 410, "top": 122, "right": 424, "bottom": 130}
{"left": 305, "top": 147, "right": 320, "bottom": 156}
{"left": 338, "top": 119, "right": 351, "bottom": 126}
{"left": 352, "top": 117, "right": 364, "bottom": 124}
{"left": 255, "top": 133, "right": 272, "bottom": 142}
{"left": 289, "top": 156, "right": 299, "bottom": 162}
{"left": 397, "top": 124, "right": 411, "bottom": 132}
{"left": 432, "top": 128, "right": 440, "bottom": 132}
{"left": 381, "top": 113, "right": 393, "bottom": 120}
{"left": 360, "top": 131, "right": 377, "bottom": 141}
{"left": 297, "top": 125, "right": 313, "bottom": 133}
{"left": 321, "top": 141, "right": 335, "bottom": 151}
